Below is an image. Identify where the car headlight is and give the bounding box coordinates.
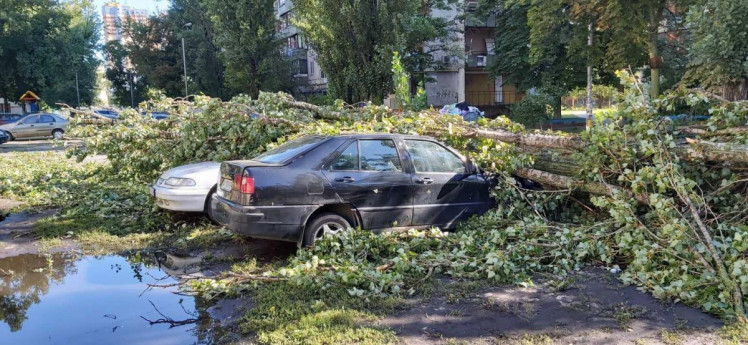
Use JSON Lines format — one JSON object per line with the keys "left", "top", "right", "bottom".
{"left": 164, "top": 177, "right": 196, "bottom": 187}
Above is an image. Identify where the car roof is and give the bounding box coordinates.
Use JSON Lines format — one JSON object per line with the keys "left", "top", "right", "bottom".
{"left": 330, "top": 133, "right": 437, "bottom": 141}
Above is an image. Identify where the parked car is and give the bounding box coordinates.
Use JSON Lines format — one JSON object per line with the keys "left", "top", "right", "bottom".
{"left": 212, "top": 134, "right": 492, "bottom": 246}
{"left": 150, "top": 162, "right": 221, "bottom": 221}
{"left": 0, "top": 113, "right": 69, "bottom": 140}
{"left": 141, "top": 111, "right": 170, "bottom": 120}
{"left": 94, "top": 109, "right": 119, "bottom": 119}
{"left": 0, "top": 113, "right": 23, "bottom": 125}
{"left": 0, "top": 129, "right": 9, "bottom": 145}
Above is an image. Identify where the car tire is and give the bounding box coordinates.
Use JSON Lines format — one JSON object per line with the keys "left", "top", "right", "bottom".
{"left": 52, "top": 129, "right": 64, "bottom": 140}
{"left": 204, "top": 187, "right": 217, "bottom": 224}
{"left": 303, "top": 212, "right": 351, "bottom": 247}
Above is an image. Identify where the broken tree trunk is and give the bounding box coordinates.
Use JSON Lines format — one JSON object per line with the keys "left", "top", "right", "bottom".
{"left": 514, "top": 168, "right": 650, "bottom": 205}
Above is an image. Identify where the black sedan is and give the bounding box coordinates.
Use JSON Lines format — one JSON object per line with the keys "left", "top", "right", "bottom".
{"left": 212, "top": 134, "right": 492, "bottom": 246}
{"left": 0, "top": 129, "right": 8, "bottom": 145}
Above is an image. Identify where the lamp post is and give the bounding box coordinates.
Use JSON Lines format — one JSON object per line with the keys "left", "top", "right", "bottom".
{"left": 181, "top": 22, "right": 192, "bottom": 98}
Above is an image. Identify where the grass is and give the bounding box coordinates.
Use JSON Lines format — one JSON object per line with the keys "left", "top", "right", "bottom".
{"left": 237, "top": 282, "right": 401, "bottom": 345}
{"left": 561, "top": 107, "right": 616, "bottom": 118}
{"left": 719, "top": 322, "right": 748, "bottom": 345}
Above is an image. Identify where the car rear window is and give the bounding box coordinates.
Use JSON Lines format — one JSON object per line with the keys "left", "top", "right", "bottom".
{"left": 253, "top": 136, "right": 327, "bottom": 164}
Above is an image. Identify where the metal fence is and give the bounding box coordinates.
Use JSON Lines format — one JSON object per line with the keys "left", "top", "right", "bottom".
{"left": 465, "top": 90, "right": 522, "bottom": 106}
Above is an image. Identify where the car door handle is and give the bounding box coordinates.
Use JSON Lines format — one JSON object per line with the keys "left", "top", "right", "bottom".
{"left": 416, "top": 177, "right": 433, "bottom": 185}
{"left": 335, "top": 177, "right": 355, "bottom": 183}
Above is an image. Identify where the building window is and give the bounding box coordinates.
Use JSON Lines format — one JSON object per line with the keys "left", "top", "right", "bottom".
{"left": 298, "top": 59, "right": 308, "bottom": 75}
{"left": 288, "top": 35, "right": 298, "bottom": 49}
{"left": 309, "top": 60, "right": 315, "bottom": 76}
{"left": 320, "top": 69, "right": 325, "bottom": 79}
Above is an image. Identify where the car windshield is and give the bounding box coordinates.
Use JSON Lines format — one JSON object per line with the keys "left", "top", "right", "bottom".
{"left": 253, "top": 136, "right": 327, "bottom": 164}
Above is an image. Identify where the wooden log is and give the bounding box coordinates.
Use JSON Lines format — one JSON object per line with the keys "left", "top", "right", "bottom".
{"left": 464, "top": 128, "right": 586, "bottom": 150}
{"left": 514, "top": 168, "right": 650, "bottom": 205}
{"left": 682, "top": 138, "right": 748, "bottom": 164}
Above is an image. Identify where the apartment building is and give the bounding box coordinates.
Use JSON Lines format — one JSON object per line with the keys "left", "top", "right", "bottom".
{"left": 102, "top": 2, "right": 148, "bottom": 44}
{"left": 273, "top": 0, "right": 518, "bottom": 113}
{"left": 274, "top": 0, "right": 327, "bottom": 96}
{"left": 425, "top": 2, "right": 521, "bottom": 114}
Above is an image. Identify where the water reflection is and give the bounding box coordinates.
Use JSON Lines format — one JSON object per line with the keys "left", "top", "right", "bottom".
{"left": 0, "top": 252, "right": 217, "bottom": 345}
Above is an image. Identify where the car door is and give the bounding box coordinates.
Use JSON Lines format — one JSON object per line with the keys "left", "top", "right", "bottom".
{"left": 404, "top": 139, "right": 489, "bottom": 229}
{"left": 323, "top": 138, "right": 414, "bottom": 230}
{"left": 12, "top": 115, "right": 39, "bottom": 138}
{"left": 36, "top": 114, "right": 56, "bottom": 137}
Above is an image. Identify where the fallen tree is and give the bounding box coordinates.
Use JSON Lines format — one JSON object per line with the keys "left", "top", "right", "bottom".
{"left": 65, "top": 75, "right": 747, "bottom": 321}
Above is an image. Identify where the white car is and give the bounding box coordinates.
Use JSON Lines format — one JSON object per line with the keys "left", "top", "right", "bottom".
{"left": 150, "top": 162, "right": 221, "bottom": 220}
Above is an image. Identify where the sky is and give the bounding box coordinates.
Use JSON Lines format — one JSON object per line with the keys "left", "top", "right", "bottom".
{"left": 92, "top": 0, "right": 166, "bottom": 16}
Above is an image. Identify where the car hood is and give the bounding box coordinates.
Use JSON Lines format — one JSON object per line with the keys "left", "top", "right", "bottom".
{"left": 160, "top": 162, "right": 221, "bottom": 187}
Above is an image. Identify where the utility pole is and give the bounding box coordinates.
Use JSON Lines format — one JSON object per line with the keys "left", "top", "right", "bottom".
{"left": 129, "top": 72, "right": 135, "bottom": 108}
{"left": 75, "top": 71, "right": 81, "bottom": 109}
{"left": 182, "top": 23, "right": 192, "bottom": 98}
{"left": 585, "top": 21, "right": 594, "bottom": 130}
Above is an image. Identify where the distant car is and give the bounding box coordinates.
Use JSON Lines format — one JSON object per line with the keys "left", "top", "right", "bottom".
{"left": 141, "top": 111, "right": 170, "bottom": 120}
{"left": 212, "top": 134, "right": 492, "bottom": 246}
{"left": 0, "top": 130, "right": 9, "bottom": 145}
{"left": 0, "top": 114, "right": 23, "bottom": 125}
{"left": 149, "top": 162, "right": 221, "bottom": 221}
{"left": 94, "top": 109, "right": 119, "bottom": 119}
{"left": 0, "top": 113, "right": 69, "bottom": 140}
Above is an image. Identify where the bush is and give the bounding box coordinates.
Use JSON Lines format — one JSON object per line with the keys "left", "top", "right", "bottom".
{"left": 509, "top": 91, "right": 555, "bottom": 127}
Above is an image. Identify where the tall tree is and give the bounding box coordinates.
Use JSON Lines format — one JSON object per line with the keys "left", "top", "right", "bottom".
{"left": 293, "top": 0, "right": 459, "bottom": 103}
{"left": 205, "top": 0, "right": 294, "bottom": 98}
{"left": 0, "top": 0, "right": 99, "bottom": 109}
{"left": 684, "top": 0, "right": 748, "bottom": 101}
{"left": 104, "top": 41, "right": 148, "bottom": 107}
{"left": 170, "top": 0, "right": 231, "bottom": 98}
{"left": 126, "top": 16, "right": 185, "bottom": 97}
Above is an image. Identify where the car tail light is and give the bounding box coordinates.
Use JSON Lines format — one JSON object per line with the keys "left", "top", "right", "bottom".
{"left": 234, "top": 170, "right": 254, "bottom": 194}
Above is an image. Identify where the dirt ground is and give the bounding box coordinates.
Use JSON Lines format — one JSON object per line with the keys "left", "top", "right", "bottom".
{"left": 0, "top": 198, "right": 729, "bottom": 344}
{"left": 378, "top": 272, "right": 722, "bottom": 344}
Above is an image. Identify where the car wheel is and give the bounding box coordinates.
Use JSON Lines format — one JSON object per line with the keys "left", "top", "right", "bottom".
{"left": 204, "top": 187, "right": 217, "bottom": 224}
{"left": 303, "top": 212, "right": 351, "bottom": 247}
{"left": 52, "top": 129, "right": 64, "bottom": 140}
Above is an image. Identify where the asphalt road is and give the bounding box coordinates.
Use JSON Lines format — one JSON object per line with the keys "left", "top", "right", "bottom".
{"left": 0, "top": 139, "right": 107, "bottom": 162}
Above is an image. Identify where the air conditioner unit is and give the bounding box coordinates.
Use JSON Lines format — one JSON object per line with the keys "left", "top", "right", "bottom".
{"left": 476, "top": 55, "right": 487, "bottom": 67}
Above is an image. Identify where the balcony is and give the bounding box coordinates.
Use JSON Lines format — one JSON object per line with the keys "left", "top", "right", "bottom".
{"left": 465, "top": 90, "right": 522, "bottom": 106}
{"left": 283, "top": 48, "right": 308, "bottom": 59}
{"left": 465, "top": 52, "right": 496, "bottom": 69}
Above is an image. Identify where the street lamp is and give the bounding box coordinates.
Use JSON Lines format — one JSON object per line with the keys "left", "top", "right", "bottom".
{"left": 181, "top": 22, "right": 192, "bottom": 98}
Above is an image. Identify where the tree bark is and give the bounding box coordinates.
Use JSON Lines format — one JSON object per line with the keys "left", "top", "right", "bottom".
{"left": 647, "top": 2, "right": 665, "bottom": 99}
{"left": 514, "top": 168, "right": 650, "bottom": 205}
{"left": 464, "top": 128, "right": 586, "bottom": 150}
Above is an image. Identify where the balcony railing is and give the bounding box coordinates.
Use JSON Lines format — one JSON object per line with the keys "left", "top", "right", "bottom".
{"left": 465, "top": 51, "right": 496, "bottom": 69}
{"left": 283, "top": 48, "right": 308, "bottom": 59}
{"left": 465, "top": 91, "right": 522, "bottom": 106}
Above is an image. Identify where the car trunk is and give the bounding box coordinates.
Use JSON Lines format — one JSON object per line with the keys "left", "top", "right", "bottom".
{"left": 217, "top": 160, "right": 279, "bottom": 205}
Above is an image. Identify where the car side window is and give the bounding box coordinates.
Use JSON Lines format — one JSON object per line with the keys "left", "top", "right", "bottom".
{"left": 360, "top": 139, "right": 402, "bottom": 172}
{"left": 405, "top": 140, "right": 465, "bottom": 173}
{"left": 330, "top": 142, "right": 359, "bottom": 171}
{"left": 21, "top": 116, "right": 37, "bottom": 124}
{"left": 39, "top": 115, "right": 55, "bottom": 123}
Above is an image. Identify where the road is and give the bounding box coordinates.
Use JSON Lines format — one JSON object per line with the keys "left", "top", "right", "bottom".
{"left": 0, "top": 139, "right": 107, "bottom": 162}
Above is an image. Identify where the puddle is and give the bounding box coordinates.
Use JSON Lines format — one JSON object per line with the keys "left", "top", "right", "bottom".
{"left": 0, "top": 252, "right": 219, "bottom": 345}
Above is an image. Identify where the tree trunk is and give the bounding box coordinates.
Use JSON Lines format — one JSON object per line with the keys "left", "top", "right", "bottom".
{"left": 647, "top": 3, "right": 664, "bottom": 99}
{"left": 722, "top": 77, "right": 748, "bottom": 101}
{"left": 514, "top": 168, "right": 650, "bottom": 204}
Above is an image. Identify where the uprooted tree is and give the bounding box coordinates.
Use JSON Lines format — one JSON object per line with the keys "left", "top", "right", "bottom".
{"left": 66, "top": 72, "right": 748, "bottom": 322}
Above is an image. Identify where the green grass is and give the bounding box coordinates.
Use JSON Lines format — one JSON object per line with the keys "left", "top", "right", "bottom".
{"left": 561, "top": 107, "right": 616, "bottom": 118}
{"left": 238, "top": 282, "right": 400, "bottom": 345}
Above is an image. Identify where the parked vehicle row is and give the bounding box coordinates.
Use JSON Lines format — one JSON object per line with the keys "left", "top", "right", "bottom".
{"left": 0, "top": 113, "right": 68, "bottom": 140}
{"left": 152, "top": 134, "right": 493, "bottom": 246}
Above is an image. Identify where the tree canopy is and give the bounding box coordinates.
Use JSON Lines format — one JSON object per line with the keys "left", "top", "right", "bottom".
{"left": 0, "top": 0, "right": 99, "bottom": 108}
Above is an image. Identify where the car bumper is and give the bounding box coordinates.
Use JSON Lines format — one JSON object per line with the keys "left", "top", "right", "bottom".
{"left": 150, "top": 185, "right": 211, "bottom": 212}
{"left": 211, "top": 194, "right": 315, "bottom": 243}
